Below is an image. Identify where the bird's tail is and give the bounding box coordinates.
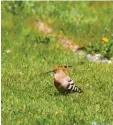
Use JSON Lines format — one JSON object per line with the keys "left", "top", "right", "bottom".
{"left": 67, "top": 84, "right": 83, "bottom": 93}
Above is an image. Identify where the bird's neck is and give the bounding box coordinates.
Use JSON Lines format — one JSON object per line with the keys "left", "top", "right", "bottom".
{"left": 54, "top": 70, "right": 67, "bottom": 79}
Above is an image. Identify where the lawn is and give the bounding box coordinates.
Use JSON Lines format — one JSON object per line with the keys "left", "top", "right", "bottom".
{"left": 1, "top": 1, "right": 113, "bottom": 125}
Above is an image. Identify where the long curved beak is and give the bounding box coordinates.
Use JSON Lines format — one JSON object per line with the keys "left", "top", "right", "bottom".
{"left": 40, "top": 70, "right": 54, "bottom": 75}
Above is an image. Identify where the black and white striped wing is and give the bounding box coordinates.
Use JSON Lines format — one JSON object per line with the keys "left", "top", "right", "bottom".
{"left": 65, "top": 76, "right": 82, "bottom": 93}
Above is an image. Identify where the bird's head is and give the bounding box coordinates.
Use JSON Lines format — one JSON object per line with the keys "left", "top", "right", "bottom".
{"left": 53, "top": 65, "right": 72, "bottom": 73}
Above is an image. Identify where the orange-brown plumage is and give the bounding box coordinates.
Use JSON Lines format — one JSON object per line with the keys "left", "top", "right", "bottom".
{"left": 53, "top": 68, "right": 82, "bottom": 93}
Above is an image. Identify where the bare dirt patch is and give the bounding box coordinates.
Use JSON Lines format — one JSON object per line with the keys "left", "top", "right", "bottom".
{"left": 35, "top": 20, "right": 80, "bottom": 52}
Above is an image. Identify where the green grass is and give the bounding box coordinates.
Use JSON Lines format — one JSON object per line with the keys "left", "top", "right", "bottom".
{"left": 33, "top": 1, "right": 113, "bottom": 46}
{"left": 2, "top": 1, "right": 113, "bottom": 46}
{"left": 2, "top": 1, "right": 113, "bottom": 125}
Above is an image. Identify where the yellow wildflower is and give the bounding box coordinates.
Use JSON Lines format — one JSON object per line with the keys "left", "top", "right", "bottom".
{"left": 102, "top": 37, "right": 109, "bottom": 43}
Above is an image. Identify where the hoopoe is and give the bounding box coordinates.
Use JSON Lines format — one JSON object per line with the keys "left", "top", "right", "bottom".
{"left": 43, "top": 66, "right": 82, "bottom": 93}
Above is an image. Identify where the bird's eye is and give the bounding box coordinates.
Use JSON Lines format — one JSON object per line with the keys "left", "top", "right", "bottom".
{"left": 53, "top": 69, "right": 57, "bottom": 73}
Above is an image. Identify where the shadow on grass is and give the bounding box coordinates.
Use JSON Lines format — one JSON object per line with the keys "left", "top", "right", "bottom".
{"left": 54, "top": 90, "right": 83, "bottom": 96}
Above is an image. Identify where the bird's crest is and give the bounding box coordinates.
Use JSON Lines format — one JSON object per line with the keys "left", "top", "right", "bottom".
{"left": 40, "top": 65, "right": 72, "bottom": 74}
{"left": 55, "top": 65, "right": 72, "bottom": 70}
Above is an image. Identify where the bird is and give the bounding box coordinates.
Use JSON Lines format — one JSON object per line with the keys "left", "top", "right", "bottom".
{"left": 42, "top": 66, "right": 83, "bottom": 94}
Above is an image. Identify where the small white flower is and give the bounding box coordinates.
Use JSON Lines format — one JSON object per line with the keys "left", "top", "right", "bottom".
{"left": 92, "top": 122, "right": 97, "bottom": 125}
